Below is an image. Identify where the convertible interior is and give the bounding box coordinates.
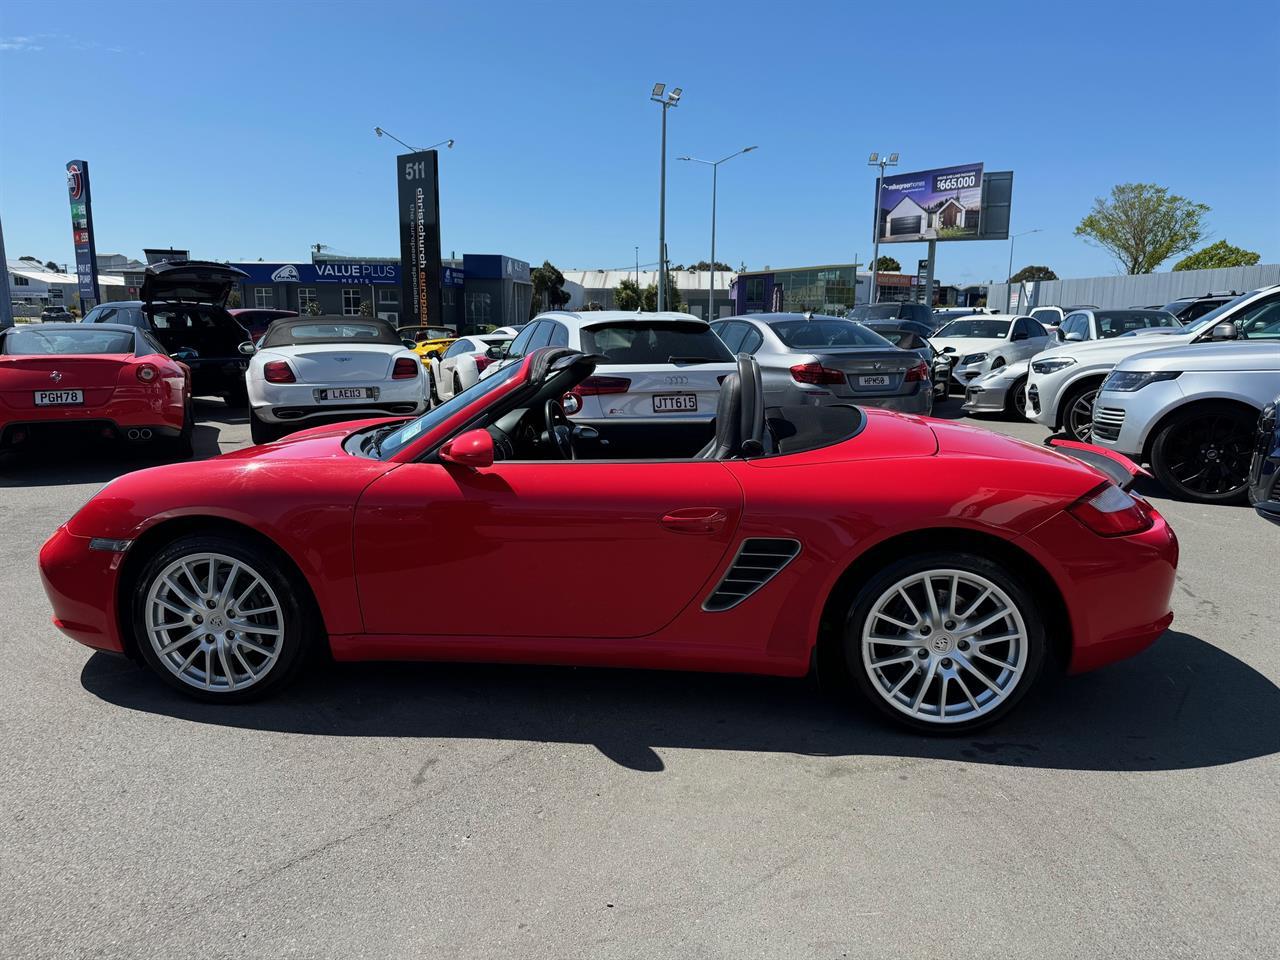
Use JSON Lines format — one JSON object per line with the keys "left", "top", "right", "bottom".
{"left": 450, "top": 348, "right": 866, "bottom": 463}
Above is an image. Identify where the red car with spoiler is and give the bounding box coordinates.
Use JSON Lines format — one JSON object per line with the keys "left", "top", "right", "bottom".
{"left": 39, "top": 347, "right": 1177, "bottom": 733}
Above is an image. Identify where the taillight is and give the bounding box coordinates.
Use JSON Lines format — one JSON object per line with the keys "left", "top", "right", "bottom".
{"left": 473, "top": 354, "right": 494, "bottom": 373}
{"left": 904, "top": 360, "right": 929, "bottom": 382}
{"left": 136, "top": 364, "right": 158, "bottom": 383}
{"left": 1067, "top": 483, "right": 1153, "bottom": 537}
{"left": 574, "top": 376, "right": 631, "bottom": 396}
{"left": 263, "top": 360, "right": 296, "bottom": 384}
{"left": 393, "top": 357, "right": 419, "bottom": 379}
{"left": 790, "top": 362, "right": 845, "bottom": 385}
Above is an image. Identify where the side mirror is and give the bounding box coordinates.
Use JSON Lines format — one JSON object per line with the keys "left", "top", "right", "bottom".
{"left": 402, "top": 338, "right": 417, "bottom": 349}
{"left": 440, "top": 429, "right": 494, "bottom": 470}
{"left": 1064, "top": 331, "right": 1085, "bottom": 342}
{"left": 238, "top": 341, "right": 256, "bottom": 355}
{"left": 1011, "top": 331, "right": 1027, "bottom": 342}
{"left": 942, "top": 346, "right": 956, "bottom": 354}
{"left": 1210, "top": 322, "right": 1239, "bottom": 341}
{"left": 172, "top": 349, "right": 197, "bottom": 361}
{"left": 485, "top": 345, "right": 503, "bottom": 359}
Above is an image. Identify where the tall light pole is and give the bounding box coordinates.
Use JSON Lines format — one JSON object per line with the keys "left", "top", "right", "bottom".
{"left": 679, "top": 146, "right": 756, "bottom": 322}
{"left": 373, "top": 127, "right": 455, "bottom": 152}
{"left": 866, "top": 152, "right": 898, "bottom": 304}
{"left": 1007, "top": 228, "right": 1042, "bottom": 284}
{"left": 0, "top": 209, "right": 13, "bottom": 328}
{"left": 651, "top": 83, "right": 681, "bottom": 311}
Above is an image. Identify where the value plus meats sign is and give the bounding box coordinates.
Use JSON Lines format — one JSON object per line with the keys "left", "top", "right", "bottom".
{"left": 397, "top": 151, "right": 443, "bottom": 326}
{"left": 66, "top": 159, "right": 101, "bottom": 307}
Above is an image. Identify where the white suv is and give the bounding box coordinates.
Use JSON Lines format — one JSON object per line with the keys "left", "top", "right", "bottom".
{"left": 1025, "top": 285, "right": 1280, "bottom": 441}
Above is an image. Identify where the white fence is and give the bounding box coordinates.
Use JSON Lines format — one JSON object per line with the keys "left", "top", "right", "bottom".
{"left": 988, "top": 263, "right": 1280, "bottom": 313}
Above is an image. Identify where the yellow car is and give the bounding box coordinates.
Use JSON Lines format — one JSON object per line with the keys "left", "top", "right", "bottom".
{"left": 399, "top": 325, "right": 459, "bottom": 365}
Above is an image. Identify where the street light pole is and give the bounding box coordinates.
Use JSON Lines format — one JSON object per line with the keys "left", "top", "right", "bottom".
{"left": 679, "top": 146, "right": 757, "bottom": 322}
{"left": 866, "top": 152, "right": 898, "bottom": 305}
{"left": 373, "top": 127, "right": 455, "bottom": 152}
{"left": 651, "top": 84, "right": 682, "bottom": 311}
{"left": 1007, "top": 228, "right": 1042, "bottom": 284}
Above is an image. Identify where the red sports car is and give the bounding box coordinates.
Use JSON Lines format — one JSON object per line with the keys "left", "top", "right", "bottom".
{"left": 2, "top": 322, "right": 193, "bottom": 457}
{"left": 39, "top": 348, "right": 1178, "bottom": 732}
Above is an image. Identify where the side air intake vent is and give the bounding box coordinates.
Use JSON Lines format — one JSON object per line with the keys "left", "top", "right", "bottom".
{"left": 703, "top": 538, "right": 802, "bottom": 612}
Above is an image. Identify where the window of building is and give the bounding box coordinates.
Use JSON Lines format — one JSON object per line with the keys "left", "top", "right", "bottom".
{"left": 377, "top": 287, "right": 398, "bottom": 305}
{"left": 298, "top": 288, "right": 317, "bottom": 313}
{"left": 254, "top": 287, "right": 274, "bottom": 309}
{"left": 13, "top": 275, "right": 29, "bottom": 286}
{"left": 745, "top": 278, "right": 765, "bottom": 303}
{"left": 342, "top": 288, "right": 362, "bottom": 316}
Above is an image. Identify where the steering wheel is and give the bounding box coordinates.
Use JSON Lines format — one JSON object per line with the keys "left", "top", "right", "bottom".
{"left": 543, "top": 399, "right": 576, "bottom": 460}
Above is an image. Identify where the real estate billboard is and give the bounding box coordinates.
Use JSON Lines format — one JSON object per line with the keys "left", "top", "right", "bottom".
{"left": 397, "top": 150, "right": 443, "bottom": 327}
{"left": 875, "top": 163, "right": 984, "bottom": 244}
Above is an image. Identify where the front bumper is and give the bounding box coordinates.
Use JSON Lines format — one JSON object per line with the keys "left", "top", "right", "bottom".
{"left": 39, "top": 525, "right": 127, "bottom": 653}
{"left": 962, "top": 378, "right": 1016, "bottom": 413}
{"left": 1025, "top": 371, "right": 1069, "bottom": 428}
{"left": 1091, "top": 381, "right": 1182, "bottom": 458}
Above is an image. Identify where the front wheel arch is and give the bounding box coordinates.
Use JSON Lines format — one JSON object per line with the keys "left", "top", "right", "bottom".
{"left": 814, "top": 528, "right": 1071, "bottom": 693}
{"left": 115, "top": 516, "right": 327, "bottom": 662}
{"left": 1140, "top": 397, "right": 1261, "bottom": 466}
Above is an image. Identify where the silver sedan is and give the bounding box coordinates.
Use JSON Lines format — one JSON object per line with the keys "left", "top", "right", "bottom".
{"left": 710, "top": 313, "right": 933, "bottom": 414}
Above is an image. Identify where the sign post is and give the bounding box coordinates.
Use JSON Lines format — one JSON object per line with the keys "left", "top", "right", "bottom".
{"left": 397, "top": 151, "right": 443, "bottom": 327}
{"left": 0, "top": 210, "right": 13, "bottom": 328}
{"left": 65, "top": 159, "right": 101, "bottom": 313}
{"left": 921, "top": 243, "right": 936, "bottom": 307}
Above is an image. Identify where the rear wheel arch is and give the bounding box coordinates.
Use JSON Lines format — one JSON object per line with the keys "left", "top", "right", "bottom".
{"left": 115, "top": 516, "right": 327, "bottom": 660}
{"left": 813, "top": 528, "right": 1071, "bottom": 690}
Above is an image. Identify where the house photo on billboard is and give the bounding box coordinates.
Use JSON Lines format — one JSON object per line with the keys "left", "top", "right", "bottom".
{"left": 877, "top": 163, "right": 984, "bottom": 243}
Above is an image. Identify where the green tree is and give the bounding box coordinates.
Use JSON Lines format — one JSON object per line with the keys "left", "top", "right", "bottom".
{"left": 44, "top": 260, "right": 60, "bottom": 273}
{"left": 226, "top": 289, "right": 242, "bottom": 308}
{"left": 641, "top": 277, "right": 684, "bottom": 312}
{"left": 873, "top": 256, "right": 901, "bottom": 272}
{"left": 1173, "top": 240, "right": 1261, "bottom": 272}
{"left": 530, "top": 260, "right": 570, "bottom": 318}
{"left": 613, "top": 277, "right": 642, "bottom": 311}
{"left": 357, "top": 298, "right": 373, "bottom": 317}
{"left": 1010, "top": 265, "right": 1058, "bottom": 282}
{"left": 1075, "top": 183, "right": 1209, "bottom": 274}
{"left": 304, "top": 299, "right": 323, "bottom": 316}
{"left": 689, "top": 260, "right": 732, "bottom": 272}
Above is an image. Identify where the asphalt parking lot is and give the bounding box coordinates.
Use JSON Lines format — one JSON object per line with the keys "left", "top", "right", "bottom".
{"left": 2, "top": 398, "right": 1277, "bottom": 960}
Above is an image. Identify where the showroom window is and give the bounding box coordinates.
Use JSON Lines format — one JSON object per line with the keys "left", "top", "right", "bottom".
{"left": 297, "top": 288, "right": 317, "bottom": 313}
{"left": 342, "top": 288, "right": 362, "bottom": 316}
{"left": 254, "top": 288, "right": 274, "bottom": 309}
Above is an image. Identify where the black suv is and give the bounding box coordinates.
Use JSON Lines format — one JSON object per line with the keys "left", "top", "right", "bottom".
{"left": 1161, "top": 293, "right": 1237, "bottom": 324}
{"left": 82, "top": 261, "right": 252, "bottom": 404}
{"left": 847, "top": 301, "right": 935, "bottom": 329}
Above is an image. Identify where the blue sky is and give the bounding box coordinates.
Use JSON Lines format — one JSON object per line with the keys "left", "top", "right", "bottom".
{"left": 2, "top": 0, "right": 1278, "bottom": 286}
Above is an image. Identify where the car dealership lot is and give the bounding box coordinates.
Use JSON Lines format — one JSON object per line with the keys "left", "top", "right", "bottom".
{"left": 2, "top": 402, "right": 1277, "bottom": 959}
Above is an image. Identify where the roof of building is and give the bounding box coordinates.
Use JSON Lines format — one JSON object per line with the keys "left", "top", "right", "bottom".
{"left": 561, "top": 269, "right": 736, "bottom": 292}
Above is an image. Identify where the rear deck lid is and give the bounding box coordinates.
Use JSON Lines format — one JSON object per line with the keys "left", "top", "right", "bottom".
{"left": 140, "top": 260, "right": 249, "bottom": 307}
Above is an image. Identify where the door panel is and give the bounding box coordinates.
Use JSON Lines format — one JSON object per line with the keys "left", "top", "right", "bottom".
{"left": 354, "top": 459, "right": 744, "bottom": 638}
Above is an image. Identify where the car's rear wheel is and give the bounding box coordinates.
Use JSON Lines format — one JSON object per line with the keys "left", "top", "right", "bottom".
{"left": 1005, "top": 376, "right": 1028, "bottom": 419}
{"left": 132, "top": 535, "right": 314, "bottom": 702}
{"left": 1150, "top": 404, "right": 1255, "bottom": 504}
{"left": 843, "top": 552, "right": 1047, "bottom": 733}
{"left": 453, "top": 373, "right": 463, "bottom": 397}
{"left": 1060, "top": 381, "right": 1102, "bottom": 441}
{"left": 249, "top": 409, "right": 280, "bottom": 445}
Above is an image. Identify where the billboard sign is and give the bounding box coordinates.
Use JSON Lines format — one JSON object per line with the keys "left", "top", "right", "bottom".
{"left": 66, "top": 159, "right": 101, "bottom": 307}
{"left": 875, "top": 163, "right": 983, "bottom": 244}
{"left": 397, "top": 151, "right": 443, "bottom": 326}
{"left": 230, "top": 262, "right": 402, "bottom": 285}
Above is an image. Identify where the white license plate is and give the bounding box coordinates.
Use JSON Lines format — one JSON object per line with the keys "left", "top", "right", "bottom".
{"left": 321, "top": 387, "right": 370, "bottom": 401}
{"left": 34, "top": 389, "right": 84, "bottom": 406}
{"left": 857, "top": 375, "right": 890, "bottom": 388}
{"left": 653, "top": 394, "right": 697, "bottom": 413}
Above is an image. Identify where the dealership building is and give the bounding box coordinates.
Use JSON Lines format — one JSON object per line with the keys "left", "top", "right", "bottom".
{"left": 229, "top": 252, "right": 531, "bottom": 332}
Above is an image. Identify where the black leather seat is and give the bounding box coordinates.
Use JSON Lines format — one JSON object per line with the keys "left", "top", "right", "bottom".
{"left": 697, "top": 354, "right": 765, "bottom": 459}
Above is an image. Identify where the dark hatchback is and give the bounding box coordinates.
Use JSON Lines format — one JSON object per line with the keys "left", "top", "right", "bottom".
{"left": 1249, "top": 395, "right": 1280, "bottom": 526}
{"left": 82, "top": 261, "right": 252, "bottom": 404}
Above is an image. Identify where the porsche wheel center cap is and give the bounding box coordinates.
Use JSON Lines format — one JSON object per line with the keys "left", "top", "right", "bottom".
{"left": 930, "top": 635, "right": 955, "bottom": 654}
{"left": 209, "top": 615, "right": 225, "bottom": 630}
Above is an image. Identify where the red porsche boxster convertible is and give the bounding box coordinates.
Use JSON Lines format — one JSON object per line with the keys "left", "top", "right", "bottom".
{"left": 39, "top": 348, "right": 1178, "bottom": 732}
{"left": 2, "top": 323, "right": 193, "bottom": 457}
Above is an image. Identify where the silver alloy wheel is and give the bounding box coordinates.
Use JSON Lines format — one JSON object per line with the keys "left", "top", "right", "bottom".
{"left": 1067, "top": 388, "right": 1098, "bottom": 441}
{"left": 144, "top": 552, "right": 285, "bottom": 692}
{"left": 861, "top": 569, "right": 1028, "bottom": 725}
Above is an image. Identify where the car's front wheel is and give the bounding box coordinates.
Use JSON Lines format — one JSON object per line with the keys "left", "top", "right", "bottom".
{"left": 1060, "top": 380, "right": 1102, "bottom": 441}
{"left": 132, "top": 535, "right": 314, "bottom": 702}
{"left": 1150, "top": 403, "right": 1256, "bottom": 504}
{"left": 1005, "top": 376, "right": 1028, "bottom": 419}
{"left": 843, "top": 552, "right": 1047, "bottom": 733}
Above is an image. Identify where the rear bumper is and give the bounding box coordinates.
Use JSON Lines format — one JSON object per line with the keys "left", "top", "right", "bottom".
{"left": 1, "top": 396, "right": 185, "bottom": 444}
{"left": 1017, "top": 504, "right": 1178, "bottom": 674}
{"left": 856, "top": 391, "right": 931, "bottom": 415}
{"left": 256, "top": 399, "right": 427, "bottom": 425}
{"left": 38, "top": 525, "right": 127, "bottom": 653}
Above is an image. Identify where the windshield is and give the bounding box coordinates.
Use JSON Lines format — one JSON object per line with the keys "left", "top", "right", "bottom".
{"left": 580, "top": 321, "right": 732, "bottom": 363}
{"left": 373, "top": 360, "right": 523, "bottom": 459}
{"left": 769, "top": 319, "right": 892, "bottom": 348}
{"left": 935, "top": 319, "right": 1011, "bottom": 338}
{"left": 3, "top": 328, "right": 134, "bottom": 354}
{"left": 1095, "top": 310, "right": 1180, "bottom": 337}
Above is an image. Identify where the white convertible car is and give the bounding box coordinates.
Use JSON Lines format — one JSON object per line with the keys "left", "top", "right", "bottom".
{"left": 244, "top": 317, "right": 428, "bottom": 444}
{"left": 430, "top": 332, "right": 515, "bottom": 402}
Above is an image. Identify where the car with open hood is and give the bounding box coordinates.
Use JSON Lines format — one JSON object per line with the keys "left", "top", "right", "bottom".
{"left": 40, "top": 346, "right": 1178, "bottom": 734}
{"left": 81, "top": 261, "right": 252, "bottom": 405}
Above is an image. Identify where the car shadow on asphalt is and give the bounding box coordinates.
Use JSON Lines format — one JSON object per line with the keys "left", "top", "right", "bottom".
{"left": 80, "top": 630, "right": 1279, "bottom": 773}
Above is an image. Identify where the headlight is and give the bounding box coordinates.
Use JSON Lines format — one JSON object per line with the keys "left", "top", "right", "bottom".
{"left": 960, "top": 352, "right": 988, "bottom": 365}
{"left": 1031, "top": 356, "right": 1076, "bottom": 374}
{"left": 1101, "top": 369, "right": 1181, "bottom": 392}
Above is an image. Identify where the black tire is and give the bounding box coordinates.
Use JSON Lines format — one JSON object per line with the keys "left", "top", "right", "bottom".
{"left": 426, "top": 368, "right": 439, "bottom": 406}
{"left": 223, "top": 384, "right": 249, "bottom": 408}
{"left": 842, "top": 551, "right": 1048, "bottom": 734}
{"left": 453, "top": 373, "right": 463, "bottom": 397}
{"left": 162, "top": 399, "right": 195, "bottom": 459}
{"left": 1004, "top": 376, "right": 1028, "bottom": 420}
{"left": 1058, "top": 380, "right": 1103, "bottom": 442}
{"left": 130, "top": 534, "right": 317, "bottom": 703}
{"left": 1150, "top": 403, "right": 1256, "bottom": 504}
{"left": 249, "top": 409, "right": 279, "bottom": 445}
